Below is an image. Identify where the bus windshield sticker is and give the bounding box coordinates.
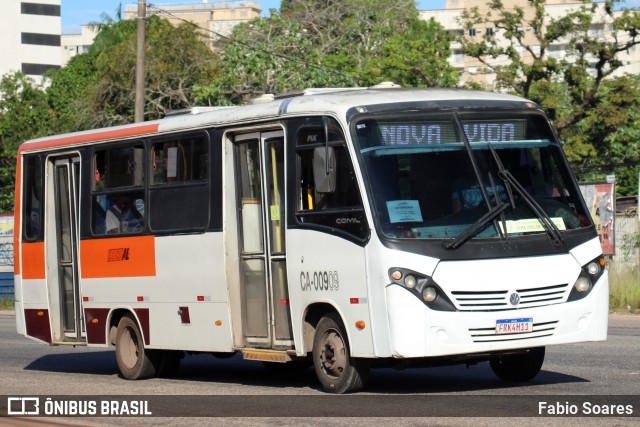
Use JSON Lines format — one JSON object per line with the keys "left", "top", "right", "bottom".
{"left": 498, "top": 217, "right": 566, "bottom": 234}
{"left": 387, "top": 200, "right": 423, "bottom": 223}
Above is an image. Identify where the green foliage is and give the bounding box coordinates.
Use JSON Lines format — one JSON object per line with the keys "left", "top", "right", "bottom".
{"left": 85, "top": 16, "right": 221, "bottom": 127}
{"left": 0, "top": 73, "right": 52, "bottom": 212}
{"left": 361, "top": 18, "right": 459, "bottom": 88}
{"left": 45, "top": 53, "right": 98, "bottom": 133}
{"left": 461, "top": 0, "right": 640, "bottom": 196}
{"left": 196, "top": 12, "right": 353, "bottom": 105}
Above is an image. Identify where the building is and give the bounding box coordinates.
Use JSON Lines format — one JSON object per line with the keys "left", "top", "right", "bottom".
{"left": 421, "top": 0, "right": 640, "bottom": 89}
{"left": 124, "top": 1, "right": 261, "bottom": 49}
{"left": 61, "top": 24, "right": 99, "bottom": 67}
{"left": 0, "top": 0, "right": 61, "bottom": 84}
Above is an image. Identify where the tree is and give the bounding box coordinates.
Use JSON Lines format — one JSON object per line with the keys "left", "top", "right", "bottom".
{"left": 460, "top": 0, "right": 640, "bottom": 194}
{"left": 45, "top": 53, "right": 98, "bottom": 134}
{"left": 368, "top": 18, "right": 459, "bottom": 88}
{"left": 281, "top": 0, "right": 420, "bottom": 84}
{"left": 196, "top": 12, "right": 354, "bottom": 105}
{"left": 0, "top": 73, "right": 51, "bottom": 211}
{"left": 84, "top": 15, "right": 220, "bottom": 127}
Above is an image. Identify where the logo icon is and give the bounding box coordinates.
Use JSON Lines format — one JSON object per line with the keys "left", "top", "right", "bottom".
{"left": 509, "top": 292, "right": 521, "bottom": 306}
{"left": 7, "top": 397, "right": 40, "bottom": 415}
{"left": 108, "top": 248, "right": 130, "bottom": 262}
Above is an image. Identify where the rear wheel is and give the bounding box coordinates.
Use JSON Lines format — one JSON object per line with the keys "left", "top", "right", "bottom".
{"left": 312, "top": 313, "right": 369, "bottom": 393}
{"left": 490, "top": 347, "right": 545, "bottom": 382}
{"left": 115, "top": 315, "right": 160, "bottom": 380}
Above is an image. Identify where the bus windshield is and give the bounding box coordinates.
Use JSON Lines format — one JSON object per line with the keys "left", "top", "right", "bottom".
{"left": 352, "top": 111, "right": 591, "bottom": 244}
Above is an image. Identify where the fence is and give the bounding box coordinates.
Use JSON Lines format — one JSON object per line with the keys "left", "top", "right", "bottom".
{"left": 612, "top": 213, "right": 640, "bottom": 271}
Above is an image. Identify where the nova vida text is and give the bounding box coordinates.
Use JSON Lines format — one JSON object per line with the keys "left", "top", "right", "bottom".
{"left": 538, "top": 401, "right": 634, "bottom": 416}
{"left": 18, "top": 398, "right": 151, "bottom": 416}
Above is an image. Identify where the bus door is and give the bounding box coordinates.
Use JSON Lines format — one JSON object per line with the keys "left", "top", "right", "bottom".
{"left": 229, "top": 130, "right": 293, "bottom": 350}
{"left": 48, "top": 156, "right": 85, "bottom": 343}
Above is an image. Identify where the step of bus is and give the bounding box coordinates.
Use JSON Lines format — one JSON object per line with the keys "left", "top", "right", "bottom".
{"left": 241, "top": 349, "right": 292, "bottom": 363}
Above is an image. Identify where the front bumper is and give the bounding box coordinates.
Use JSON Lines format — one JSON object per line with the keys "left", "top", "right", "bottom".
{"left": 385, "top": 271, "right": 608, "bottom": 358}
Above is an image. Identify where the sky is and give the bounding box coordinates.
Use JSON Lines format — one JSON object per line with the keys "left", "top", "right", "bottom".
{"left": 61, "top": 0, "right": 640, "bottom": 34}
{"left": 61, "top": 0, "right": 447, "bottom": 34}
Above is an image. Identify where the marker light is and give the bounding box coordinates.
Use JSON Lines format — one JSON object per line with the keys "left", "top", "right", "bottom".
{"left": 574, "top": 276, "right": 591, "bottom": 293}
{"left": 404, "top": 275, "right": 417, "bottom": 289}
{"left": 355, "top": 320, "right": 366, "bottom": 330}
{"left": 422, "top": 286, "right": 437, "bottom": 302}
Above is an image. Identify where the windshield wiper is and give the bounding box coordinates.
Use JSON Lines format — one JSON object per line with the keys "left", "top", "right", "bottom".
{"left": 443, "top": 201, "right": 510, "bottom": 250}
{"left": 443, "top": 113, "right": 508, "bottom": 250}
{"left": 487, "top": 143, "right": 564, "bottom": 246}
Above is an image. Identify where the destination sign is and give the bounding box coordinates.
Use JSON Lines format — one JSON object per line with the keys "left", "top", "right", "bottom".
{"left": 377, "top": 119, "right": 527, "bottom": 146}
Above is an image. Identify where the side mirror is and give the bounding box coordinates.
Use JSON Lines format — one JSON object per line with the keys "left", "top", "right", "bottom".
{"left": 313, "top": 146, "right": 336, "bottom": 194}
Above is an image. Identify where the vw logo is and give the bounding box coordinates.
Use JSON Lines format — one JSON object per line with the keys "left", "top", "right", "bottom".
{"left": 509, "top": 292, "right": 521, "bottom": 306}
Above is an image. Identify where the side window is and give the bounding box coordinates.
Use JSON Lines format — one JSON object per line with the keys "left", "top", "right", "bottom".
{"left": 23, "top": 155, "right": 43, "bottom": 241}
{"left": 151, "top": 136, "right": 208, "bottom": 184}
{"left": 149, "top": 133, "right": 209, "bottom": 232}
{"left": 295, "top": 118, "right": 368, "bottom": 240}
{"left": 92, "top": 145, "right": 145, "bottom": 235}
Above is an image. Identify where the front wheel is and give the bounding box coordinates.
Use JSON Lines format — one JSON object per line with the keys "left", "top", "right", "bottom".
{"left": 115, "top": 315, "right": 160, "bottom": 380}
{"left": 312, "top": 313, "right": 369, "bottom": 393}
{"left": 490, "top": 347, "right": 545, "bottom": 382}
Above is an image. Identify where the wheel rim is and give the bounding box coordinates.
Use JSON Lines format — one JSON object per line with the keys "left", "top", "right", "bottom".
{"left": 319, "top": 329, "right": 346, "bottom": 380}
{"left": 120, "top": 326, "right": 140, "bottom": 370}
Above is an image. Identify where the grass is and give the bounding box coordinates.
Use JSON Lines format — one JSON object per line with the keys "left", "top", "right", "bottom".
{"left": 609, "top": 264, "right": 640, "bottom": 313}
{"left": 0, "top": 297, "right": 15, "bottom": 311}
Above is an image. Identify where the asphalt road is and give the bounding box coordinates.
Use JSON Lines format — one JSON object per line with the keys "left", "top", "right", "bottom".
{"left": 0, "top": 312, "right": 638, "bottom": 426}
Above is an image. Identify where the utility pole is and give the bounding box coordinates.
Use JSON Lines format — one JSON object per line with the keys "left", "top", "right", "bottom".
{"left": 134, "top": 0, "right": 146, "bottom": 122}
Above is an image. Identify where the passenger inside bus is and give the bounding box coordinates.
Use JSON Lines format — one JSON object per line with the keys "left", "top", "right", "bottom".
{"left": 105, "top": 194, "right": 143, "bottom": 234}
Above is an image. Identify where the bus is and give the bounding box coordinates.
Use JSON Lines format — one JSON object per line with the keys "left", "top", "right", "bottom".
{"left": 14, "top": 86, "right": 608, "bottom": 393}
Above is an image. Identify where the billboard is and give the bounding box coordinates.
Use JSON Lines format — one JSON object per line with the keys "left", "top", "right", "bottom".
{"left": 579, "top": 182, "right": 615, "bottom": 255}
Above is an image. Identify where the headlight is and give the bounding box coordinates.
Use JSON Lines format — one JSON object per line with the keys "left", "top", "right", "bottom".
{"left": 567, "top": 255, "right": 604, "bottom": 302}
{"left": 388, "top": 268, "right": 456, "bottom": 311}
{"left": 586, "top": 262, "right": 600, "bottom": 276}
{"left": 574, "top": 276, "right": 591, "bottom": 293}
{"left": 422, "top": 286, "right": 437, "bottom": 302}
{"left": 404, "top": 275, "right": 417, "bottom": 289}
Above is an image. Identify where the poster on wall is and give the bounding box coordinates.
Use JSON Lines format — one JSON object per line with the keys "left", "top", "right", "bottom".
{"left": 579, "top": 181, "right": 615, "bottom": 255}
{"left": 0, "top": 214, "right": 14, "bottom": 270}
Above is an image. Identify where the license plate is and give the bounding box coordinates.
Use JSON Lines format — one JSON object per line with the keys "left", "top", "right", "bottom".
{"left": 495, "top": 318, "right": 533, "bottom": 334}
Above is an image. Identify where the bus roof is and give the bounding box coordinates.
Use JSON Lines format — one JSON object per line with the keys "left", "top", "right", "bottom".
{"left": 20, "top": 88, "right": 535, "bottom": 153}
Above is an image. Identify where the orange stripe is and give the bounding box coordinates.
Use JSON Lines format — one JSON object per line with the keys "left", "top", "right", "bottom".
{"left": 20, "top": 123, "right": 160, "bottom": 153}
{"left": 80, "top": 236, "right": 156, "bottom": 278}
{"left": 21, "top": 242, "right": 45, "bottom": 279}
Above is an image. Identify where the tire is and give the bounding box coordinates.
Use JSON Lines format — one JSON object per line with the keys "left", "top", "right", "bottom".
{"left": 157, "top": 350, "right": 183, "bottom": 378}
{"left": 115, "top": 315, "right": 160, "bottom": 380}
{"left": 312, "top": 313, "right": 370, "bottom": 393}
{"left": 490, "top": 347, "right": 545, "bottom": 382}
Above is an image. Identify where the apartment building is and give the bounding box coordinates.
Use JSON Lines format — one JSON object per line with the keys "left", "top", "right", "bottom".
{"left": 421, "top": 0, "right": 640, "bottom": 88}
{"left": 0, "top": 0, "right": 61, "bottom": 84}
{"left": 124, "top": 1, "right": 261, "bottom": 48}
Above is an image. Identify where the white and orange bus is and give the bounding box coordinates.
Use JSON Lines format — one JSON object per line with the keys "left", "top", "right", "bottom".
{"left": 14, "top": 87, "right": 608, "bottom": 393}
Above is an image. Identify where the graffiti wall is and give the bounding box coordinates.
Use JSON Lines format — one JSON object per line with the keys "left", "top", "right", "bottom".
{"left": 0, "top": 214, "right": 14, "bottom": 272}
{"left": 579, "top": 182, "right": 615, "bottom": 255}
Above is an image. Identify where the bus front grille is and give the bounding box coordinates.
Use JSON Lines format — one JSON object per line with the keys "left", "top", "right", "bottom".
{"left": 450, "top": 283, "right": 570, "bottom": 311}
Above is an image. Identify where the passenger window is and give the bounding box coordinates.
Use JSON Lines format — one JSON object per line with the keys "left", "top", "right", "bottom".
{"left": 295, "top": 118, "right": 368, "bottom": 241}
{"left": 92, "top": 145, "right": 145, "bottom": 235}
{"left": 23, "top": 155, "right": 43, "bottom": 241}
{"left": 151, "top": 135, "right": 208, "bottom": 185}
{"left": 148, "top": 133, "right": 210, "bottom": 232}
